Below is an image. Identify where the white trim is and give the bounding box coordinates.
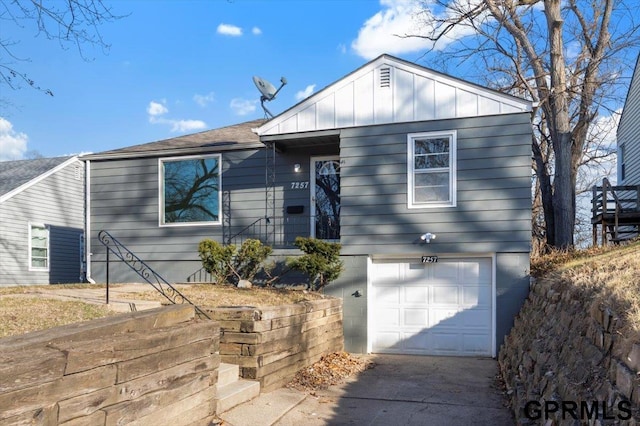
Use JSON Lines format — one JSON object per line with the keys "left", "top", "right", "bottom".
{"left": 407, "top": 130, "right": 457, "bottom": 209}
{"left": 158, "top": 153, "right": 223, "bottom": 227}
{"left": 491, "top": 252, "right": 497, "bottom": 358}
{"left": 309, "top": 155, "right": 340, "bottom": 239}
{"left": 0, "top": 156, "right": 80, "bottom": 204}
{"left": 28, "top": 222, "right": 50, "bottom": 272}
{"left": 366, "top": 255, "right": 373, "bottom": 354}
{"left": 84, "top": 160, "right": 95, "bottom": 283}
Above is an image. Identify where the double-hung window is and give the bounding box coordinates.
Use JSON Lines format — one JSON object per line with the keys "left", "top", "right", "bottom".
{"left": 407, "top": 131, "right": 456, "bottom": 208}
{"left": 29, "top": 223, "right": 49, "bottom": 270}
{"left": 159, "top": 154, "right": 222, "bottom": 226}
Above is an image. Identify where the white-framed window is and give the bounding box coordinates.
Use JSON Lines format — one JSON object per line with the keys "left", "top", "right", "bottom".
{"left": 619, "top": 143, "right": 626, "bottom": 183}
{"left": 29, "top": 223, "right": 49, "bottom": 271}
{"left": 159, "top": 154, "right": 222, "bottom": 226}
{"left": 407, "top": 130, "right": 457, "bottom": 208}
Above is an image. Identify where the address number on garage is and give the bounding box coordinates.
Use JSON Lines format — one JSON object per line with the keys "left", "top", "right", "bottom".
{"left": 421, "top": 256, "right": 438, "bottom": 263}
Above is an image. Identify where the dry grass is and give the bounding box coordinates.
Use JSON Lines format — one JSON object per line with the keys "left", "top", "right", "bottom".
{"left": 0, "top": 283, "right": 327, "bottom": 338}
{"left": 0, "top": 297, "right": 116, "bottom": 338}
{"left": 125, "top": 283, "right": 327, "bottom": 307}
{"left": 534, "top": 241, "right": 640, "bottom": 344}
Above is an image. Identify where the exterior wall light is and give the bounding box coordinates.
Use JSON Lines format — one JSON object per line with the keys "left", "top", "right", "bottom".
{"left": 294, "top": 163, "right": 301, "bottom": 172}
{"left": 420, "top": 232, "right": 436, "bottom": 243}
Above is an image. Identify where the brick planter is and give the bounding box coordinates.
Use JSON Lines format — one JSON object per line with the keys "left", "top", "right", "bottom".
{"left": 204, "top": 298, "right": 344, "bottom": 392}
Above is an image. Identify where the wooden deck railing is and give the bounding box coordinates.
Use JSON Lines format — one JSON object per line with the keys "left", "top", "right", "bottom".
{"left": 591, "top": 178, "right": 640, "bottom": 246}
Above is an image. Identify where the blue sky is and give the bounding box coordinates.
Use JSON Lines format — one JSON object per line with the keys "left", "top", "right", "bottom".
{"left": 1, "top": 0, "right": 433, "bottom": 159}
{"left": 0, "top": 0, "right": 635, "bottom": 162}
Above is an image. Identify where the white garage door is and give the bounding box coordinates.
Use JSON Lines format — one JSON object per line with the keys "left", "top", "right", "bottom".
{"left": 371, "top": 257, "right": 493, "bottom": 356}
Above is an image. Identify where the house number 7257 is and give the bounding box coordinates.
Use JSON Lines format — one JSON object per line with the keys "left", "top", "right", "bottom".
{"left": 291, "top": 181, "right": 309, "bottom": 189}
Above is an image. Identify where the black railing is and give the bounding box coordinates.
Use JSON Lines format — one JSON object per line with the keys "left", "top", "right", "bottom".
{"left": 98, "top": 230, "right": 210, "bottom": 319}
{"left": 225, "top": 215, "right": 339, "bottom": 247}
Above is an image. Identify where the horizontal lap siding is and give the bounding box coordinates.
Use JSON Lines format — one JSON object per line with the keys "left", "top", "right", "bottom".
{"left": 0, "top": 161, "right": 84, "bottom": 285}
{"left": 618, "top": 59, "right": 640, "bottom": 185}
{"left": 89, "top": 150, "right": 267, "bottom": 282}
{"left": 339, "top": 113, "right": 532, "bottom": 255}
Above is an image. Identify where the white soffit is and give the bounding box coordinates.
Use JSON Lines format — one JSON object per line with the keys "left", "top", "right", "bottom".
{"left": 257, "top": 54, "right": 532, "bottom": 137}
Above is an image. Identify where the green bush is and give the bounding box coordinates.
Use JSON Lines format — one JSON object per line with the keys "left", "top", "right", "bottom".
{"left": 198, "top": 238, "right": 273, "bottom": 285}
{"left": 287, "top": 237, "right": 343, "bottom": 291}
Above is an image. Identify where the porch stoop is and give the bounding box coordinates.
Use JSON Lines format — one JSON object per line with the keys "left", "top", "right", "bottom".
{"left": 216, "top": 362, "right": 261, "bottom": 414}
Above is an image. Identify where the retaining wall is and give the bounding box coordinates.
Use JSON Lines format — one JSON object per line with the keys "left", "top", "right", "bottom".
{"left": 0, "top": 305, "right": 221, "bottom": 426}
{"left": 499, "top": 278, "right": 640, "bottom": 424}
{"left": 205, "top": 297, "right": 344, "bottom": 392}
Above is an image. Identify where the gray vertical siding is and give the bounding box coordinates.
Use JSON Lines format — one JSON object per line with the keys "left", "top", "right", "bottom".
{"left": 323, "top": 255, "right": 368, "bottom": 353}
{"left": 0, "top": 160, "right": 85, "bottom": 285}
{"left": 618, "top": 56, "right": 640, "bottom": 185}
{"left": 495, "top": 252, "right": 531, "bottom": 347}
{"left": 339, "top": 113, "right": 532, "bottom": 255}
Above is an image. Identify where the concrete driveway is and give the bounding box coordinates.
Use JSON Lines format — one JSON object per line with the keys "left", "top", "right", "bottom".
{"left": 221, "top": 354, "right": 514, "bottom": 426}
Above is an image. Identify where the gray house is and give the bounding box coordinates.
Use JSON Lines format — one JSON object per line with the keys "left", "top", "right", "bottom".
{"left": 0, "top": 156, "right": 86, "bottom": 285}
{"left": 83, "top": 54, "right": 533, "bottom": 356}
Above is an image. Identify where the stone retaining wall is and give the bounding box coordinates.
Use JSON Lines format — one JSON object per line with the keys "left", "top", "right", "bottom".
{"left": 0, "top": 305, "right": 220, "bottom": 425}
{"left": 499, "top": 278, "right": 640, "bottom": 424}
{"left": 205, "top": 297, "right": 344, "bottom": 392}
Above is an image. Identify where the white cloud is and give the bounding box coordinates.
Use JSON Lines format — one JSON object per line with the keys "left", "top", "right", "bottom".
{"left": 217, "top": 23, "right": 243, "bottom": 36}
{"left": 230, "top": 98, "right": 258, "bottom": 116}
{"left": 295, "top": 84, "right": 316, "bottom": 101}
{"left": 193, "top": 92, "right": 215, "bottom": 107}
{"left": 170, "top": 119, "right": 207, "bottom": 132}
{"left": 351, "top": 0, "right": 477, "bottom": 59}
{"left": 147, "top": 100, "right": 207, "bottom": 133}
{"left": 147, "top": 100, "right": 168, "bottom": 116}
{"left": 0, "top": 117, "right": 28, "bottom": 161}
{"left": 252, "top": 27, "right": 262, "bottom": 35}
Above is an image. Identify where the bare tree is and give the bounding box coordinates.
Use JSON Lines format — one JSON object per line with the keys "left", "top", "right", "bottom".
{"left": 406, "top": 0, "right": 639, "bottom": 249}
{"left": 0, "top": 0, "right": 124, "bottom": 96}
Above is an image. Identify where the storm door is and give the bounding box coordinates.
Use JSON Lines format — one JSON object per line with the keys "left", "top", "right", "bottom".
{"left": 311, "top": 156, "right": 340, "bottom": 240}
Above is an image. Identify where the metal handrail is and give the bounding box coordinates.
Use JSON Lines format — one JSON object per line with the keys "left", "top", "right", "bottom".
{"left": 98, "top": 230, "right": 210, "bottom": 319}
{"left": 225, "top": 217, "right": 269, "bottom": 244}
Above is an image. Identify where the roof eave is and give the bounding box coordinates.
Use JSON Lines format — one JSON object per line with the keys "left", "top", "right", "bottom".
{"left": 80, "top": 143, "right": 266, "bottom": 161}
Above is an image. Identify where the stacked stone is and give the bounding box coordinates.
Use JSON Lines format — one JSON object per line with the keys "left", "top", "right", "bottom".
{"left": 499, "top": 278, "right": 639, "bottom": 425}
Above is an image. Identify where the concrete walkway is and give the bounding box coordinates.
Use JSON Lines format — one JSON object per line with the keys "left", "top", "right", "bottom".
{"left": 220, "top": 354, "right": 514, "bottom": 426}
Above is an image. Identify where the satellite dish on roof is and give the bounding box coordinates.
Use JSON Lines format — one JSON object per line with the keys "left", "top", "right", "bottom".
{"left": 253, "top": 75, "right": 287, "bottom": 118}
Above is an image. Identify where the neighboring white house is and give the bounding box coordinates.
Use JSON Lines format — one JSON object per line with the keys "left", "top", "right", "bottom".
{"left": 0, "top": 156, "right": 85, "bottom": 285}
{"left": 618, "top": 54, "right": 640, "bottom": 185}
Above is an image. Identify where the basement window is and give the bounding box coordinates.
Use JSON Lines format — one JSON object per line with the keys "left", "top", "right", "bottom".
{"left": 159, "top": 154, "right": 221, "bottom": 226}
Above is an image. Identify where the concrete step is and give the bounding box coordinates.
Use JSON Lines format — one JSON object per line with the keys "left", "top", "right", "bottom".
{"left": 216, "top": 378, "right": 261, "bottom": 414}
{"left": 218, "top": 362, "right": 240, "bottom": 387}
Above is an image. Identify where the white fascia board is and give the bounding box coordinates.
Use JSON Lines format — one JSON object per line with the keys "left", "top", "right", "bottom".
{"left": 0, "top": 156, "right": 81, "bottom": 204}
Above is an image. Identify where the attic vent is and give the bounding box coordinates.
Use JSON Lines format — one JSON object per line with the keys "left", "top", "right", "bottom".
{"left": 74, "top": 164, "right": 83, "bottom": 181}
{"left": 379, "top": 67, "right": 391, "bottom": 88}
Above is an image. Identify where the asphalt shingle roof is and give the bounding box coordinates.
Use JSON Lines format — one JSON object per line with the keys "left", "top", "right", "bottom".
{"left": 83, "top": 119, "right": 267, "bottom": 160}
{"left": 0, "top": 156, "right": 74, "bottom": 198}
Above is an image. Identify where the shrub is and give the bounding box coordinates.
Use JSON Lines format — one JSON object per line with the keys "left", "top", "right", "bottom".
{"left": 198, "top": 238, "right": 273, "bottom": 285}
{"left": 287, "top": 237, "right": 343, "bottom": 291}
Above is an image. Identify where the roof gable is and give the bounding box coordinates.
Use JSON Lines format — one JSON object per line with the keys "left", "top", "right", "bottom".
{"left": 257, "top": 54, "right": 532, "bottom": 136}
{"left": 0, "top": 156, "right": 78, "bottom": 203}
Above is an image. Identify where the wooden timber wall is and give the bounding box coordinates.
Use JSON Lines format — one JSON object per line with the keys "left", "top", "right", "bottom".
{"left": 206, "top": 298, "right": 344, "bottom": 393}
{"left": 0, "top": 305, "right": 221, "bottom": 426}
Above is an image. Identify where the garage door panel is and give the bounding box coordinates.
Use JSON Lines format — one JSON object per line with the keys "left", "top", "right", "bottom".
{"left": 431, "top": 286, "right": 459, "bottom": 304}
{"left": 375, "top": 286, "right": 401, "bottom": 303}
{"left": 462, "top": 286, "right": 490, "bottom": 306}
{"left": 403, "top": 308, "right": 428, "bottom": 327}
{"left": 372, "top": 257, "right": 493, "bottom": 356}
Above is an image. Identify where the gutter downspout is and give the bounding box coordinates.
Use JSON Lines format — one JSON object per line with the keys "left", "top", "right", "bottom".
{"left": 84, "top": 159, "right": 95, "bottom": 283}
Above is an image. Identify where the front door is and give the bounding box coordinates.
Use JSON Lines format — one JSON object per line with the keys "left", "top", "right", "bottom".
{"left": 311, "top": 156, "right": 340, "bottom": 240}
